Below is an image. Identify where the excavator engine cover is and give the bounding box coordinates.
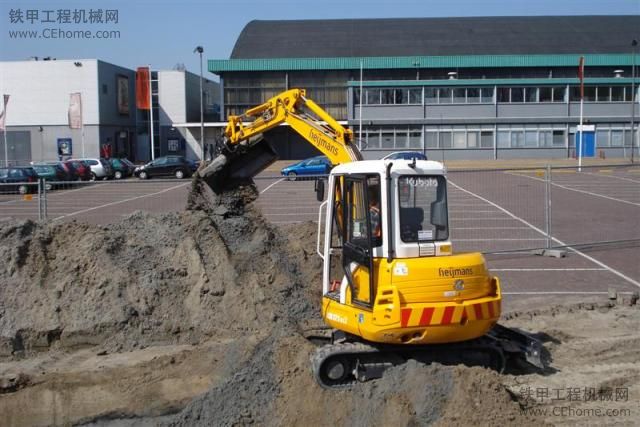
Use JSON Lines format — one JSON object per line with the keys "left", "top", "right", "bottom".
{"left": 200, "top": 136, "right": 278, "bottom": 193}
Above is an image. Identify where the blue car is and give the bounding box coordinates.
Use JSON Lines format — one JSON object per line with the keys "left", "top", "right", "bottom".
{"left": 281, "top": 156, "right": 332, "bottom": 180}
{"left": 382, "top": 151, "right": 428, "bottom": 161}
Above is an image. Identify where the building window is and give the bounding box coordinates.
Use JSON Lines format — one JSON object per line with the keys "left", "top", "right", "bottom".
{"left": 408, "top": 128, "right": 422, "bottom": 148}
{"left": 540, "top": 87, "right": 552, "bottom": 102}
{"left": 439, "top": 131, "right": 452, "bottom": 148}
{"left": 452, "top": 88, "right": 466, "bottom": 103}
{"left": 408, "top": 89, "right": 422, "bottom": 104}
{"left": 440, "top": 88, "right": 453, "bottom": 104}
{"left": 611, "top": 130, "right": 623, "bottom": 147}
{"left": 525, "top": 130, "right": 538, "bottom": 147}
{"left": 511, "top": 88, "right": 524, "bottom": 103}
{"left": 596, "top": 129, "right": 610, "bottom": 147}
{"left": 102, "top": 84, "right": 108, "bottom": 95}
{"left": 425, "top": 88, "right": 438, "bottom": 104}
{"left": 497, "top": 131, "right": 510, "bottom": 148}
{"left": 553, "top": 87, "right": 566, "bottom": 102}
{"left": 497, "top": 87, "right": 510, "bottom": 103}
{"left": 552, "top": 130, "right": 565, "bottom": 147}
{"left": 366, "top": 89, "right": 380, "bottom": 105}
{"left": 611, "top": 87, "right": 625, "bottom": 102}
{"left": 525, "top": 87, "right": 538, "bottom": 103}
{"left": 426, "top": 132, "right": 438, "bottom": 148}
{"left": 596, "top": 87, "right": 610, "bottom": 102}
{"left": 480, "top": 131, "right": 494, "bottom": 148}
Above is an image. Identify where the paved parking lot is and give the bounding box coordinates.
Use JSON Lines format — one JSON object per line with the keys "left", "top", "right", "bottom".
{"left": 1, "top": 165, "right": 638, "bottom": 311}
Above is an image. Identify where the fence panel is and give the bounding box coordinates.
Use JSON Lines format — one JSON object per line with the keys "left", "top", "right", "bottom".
{"left": 0, "top": 182, "right": 41, "bottom": 222}
{"left": 446, "top": 167, "right": 549, "bottom": 253}
{"left": 549, "top": 164, "right": 640, "bottom": 249}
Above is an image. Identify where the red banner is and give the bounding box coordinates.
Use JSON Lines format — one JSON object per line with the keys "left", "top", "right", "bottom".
{"left": 136, "top": 67, "right": 151, "bottom": 110}
{"left": 578, "top": 56, "right": 585, "bottom": 100}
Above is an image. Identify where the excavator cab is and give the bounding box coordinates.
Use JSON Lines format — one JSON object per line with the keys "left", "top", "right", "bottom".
{"left": 318, "top": 159, "right": 498, "bottom": 346}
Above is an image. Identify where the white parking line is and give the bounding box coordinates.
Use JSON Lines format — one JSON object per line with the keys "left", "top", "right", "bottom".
{"left": 583, "top": 171, "right": 640, "bottom": 184}
{"left": 259, "top": 178, "right": 284, "bottom": 195}
{"left": 507, "top": 171, "right": 640, "bottom": 207}
{"left": 455, "top": 238, "right": 546, "bottom": 241}
{"left": 448, "top": 179, "right": 640, "bottom": 289}
{"left": 52, "top": 182, "right": 189, "bottom": 221}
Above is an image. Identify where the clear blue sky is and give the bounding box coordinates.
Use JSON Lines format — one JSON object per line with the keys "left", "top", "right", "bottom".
{"left": 1, "top": 0, "right": 638, "bottom": 80}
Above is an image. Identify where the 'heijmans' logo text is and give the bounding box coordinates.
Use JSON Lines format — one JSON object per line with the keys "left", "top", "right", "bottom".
{"left": 438, "top": 267, "right": 473, "bottom": 278}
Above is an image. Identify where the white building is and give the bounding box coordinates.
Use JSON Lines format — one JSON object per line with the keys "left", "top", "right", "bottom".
{"left": 0, "top": 59, "right": 219, "bottom": 164}
{"left": 0, "top": 58, "right": 136, "bottom": 163}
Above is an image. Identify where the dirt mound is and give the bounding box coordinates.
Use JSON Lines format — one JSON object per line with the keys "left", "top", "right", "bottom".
{"left": 0, "top": 179, "right": 317, "bottom": 360}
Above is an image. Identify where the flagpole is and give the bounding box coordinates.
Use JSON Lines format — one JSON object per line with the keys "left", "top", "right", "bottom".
{"left": 578, "top": 98, "right": 584, "bottom": 172}
{"left": 2, "top": 94, "right": 8, "bottom": 166}
{"left": 3, "top": 129, "right": 7, "bottom": 167}
{"left": 149, "top": 66, "right": 155, "bottom": 161}
{"left": 577, "top": 56, "right": 585, "bottom": 172}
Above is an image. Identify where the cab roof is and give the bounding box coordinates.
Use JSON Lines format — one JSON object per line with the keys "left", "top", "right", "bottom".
{"left": 332, "top": 160, "right": 446, "bottom": 176}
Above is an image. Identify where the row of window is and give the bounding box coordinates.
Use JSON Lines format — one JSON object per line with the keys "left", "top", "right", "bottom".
{"left": 356, "top": 86, "right": 638, "bottom": 105}
{"left": 355, "top": 125, "right": 638, "bottom": 150}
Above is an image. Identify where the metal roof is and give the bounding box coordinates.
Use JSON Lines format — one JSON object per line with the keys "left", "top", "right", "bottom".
{"left": 230, "top": 16, "right": 640, "bottom": 59}
{"left": 209, "top": 54, "right": 635, "bottom": 73}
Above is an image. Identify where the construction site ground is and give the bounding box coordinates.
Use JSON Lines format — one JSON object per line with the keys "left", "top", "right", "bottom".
{"left": 0, "top": 158, "right": 638, "bottom": 426}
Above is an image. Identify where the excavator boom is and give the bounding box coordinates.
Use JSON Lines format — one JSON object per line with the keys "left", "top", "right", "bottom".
{"left": 198, "top": 88, "right": 361, "bottom": 192}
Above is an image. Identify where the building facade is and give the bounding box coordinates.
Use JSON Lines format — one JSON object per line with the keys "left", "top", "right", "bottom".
{"left": 209, "top": 16, "right": 640, "bottom": 160}
{"left": 0, "top": 58, "right": 136, "bottom": 163}
{"left": 0, "top": 59, "right": 219, "bottom": 165}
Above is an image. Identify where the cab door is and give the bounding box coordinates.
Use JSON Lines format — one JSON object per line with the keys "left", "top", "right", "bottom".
{"left": 342, "top": 176, "right": 375, "bottom": 308}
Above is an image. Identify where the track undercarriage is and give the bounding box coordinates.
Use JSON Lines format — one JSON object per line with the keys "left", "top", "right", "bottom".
{"left": 310, "top": 324, "right": 546, "bottom": 389}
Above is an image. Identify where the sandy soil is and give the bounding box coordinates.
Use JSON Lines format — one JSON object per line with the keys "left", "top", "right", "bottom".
{"left": 0, "top": 177, "right": 638, "bottom": 426}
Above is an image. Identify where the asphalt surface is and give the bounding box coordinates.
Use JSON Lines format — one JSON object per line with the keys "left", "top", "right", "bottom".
{"left": 1, "top": 164, "right": 638, "bottom": 311}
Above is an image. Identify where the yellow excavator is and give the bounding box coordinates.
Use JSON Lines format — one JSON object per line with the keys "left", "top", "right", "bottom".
{"left": 199, "top": 89, "right": 545, "bottom": 388}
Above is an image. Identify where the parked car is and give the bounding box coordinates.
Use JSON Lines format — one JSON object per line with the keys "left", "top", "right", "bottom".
{"left": 108, "top": 158, "right": 135, "bottom": 179}
{"left": 32, "top": 161, "right": 75, "bottom": 181}
{"left": 0, "top": 166, "right": 38, "bottom": 194}
{"left": 382, "top": 151, "right": 428, "bottom": 161}
{"left": 31, "top": 163, "right": 67, "bottom": 188}
{"left": 72, "top": 158, "right": 114, "bottom": 180}
{"left": 280, "top": 156, "right": 332, "bottom": 180}
{"left": 63, "top": 160, "right": 92, "bottom": 181}
{"left": 134, "top": 155, "right": 193, "bottom": 179}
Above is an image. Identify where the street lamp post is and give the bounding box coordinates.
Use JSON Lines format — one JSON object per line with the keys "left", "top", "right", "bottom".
{"left": 194, "top": 46, "right": 205, "bottom": 161}
{"left": 631, "top": 39, "right": 637, "bottom": 164}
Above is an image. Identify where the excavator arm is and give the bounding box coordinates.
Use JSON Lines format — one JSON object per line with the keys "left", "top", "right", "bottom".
{"left": 199, "top": 88, "right": 362, "bottom": 192}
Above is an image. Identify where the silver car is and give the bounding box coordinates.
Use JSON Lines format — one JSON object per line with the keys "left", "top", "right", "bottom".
{"left": 72, "top": 158, "right": 114, "bottom": 181}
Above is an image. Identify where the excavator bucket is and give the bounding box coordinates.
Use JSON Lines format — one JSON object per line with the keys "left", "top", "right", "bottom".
{"left": 198, "top": 136, "right": 279, "bottom": 193}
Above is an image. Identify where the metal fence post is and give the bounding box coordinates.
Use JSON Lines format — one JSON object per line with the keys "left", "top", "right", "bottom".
{"left": 37, "top": 178, "right": 42, "bottom": 221}
{"left": 42, "top": 178, "right": 48, "bottom": 221}
{"left": 545, "top": 164, "right": 552, "bottom": 249}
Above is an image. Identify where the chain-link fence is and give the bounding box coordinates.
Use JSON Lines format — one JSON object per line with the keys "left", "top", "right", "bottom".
{"left": 1, "top": 164, "right": 638, "bottom": 253}
{"left": 447, "top": 163, "right": 640, "bottom": 253}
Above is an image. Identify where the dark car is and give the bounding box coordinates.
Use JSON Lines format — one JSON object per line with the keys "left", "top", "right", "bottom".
{"left": 109, "top": 158, "right": 135, "bottom": 179}
{"left": 382, "top": 151, "right": 428, "bottom": 161}
{"left": 0, "top": 166, "right": 38, "bottom": 194}
{"left": 31, "top": 163, "right": 68, "bottom": 188}
{"left": 64, "top": 160, "right": 92, "bottom": 181}
{"left": 134, "top": 155, "right": 193, "bottom": 179}
{"left": 280, "top": 156, "right": 332, "bottom": 180}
